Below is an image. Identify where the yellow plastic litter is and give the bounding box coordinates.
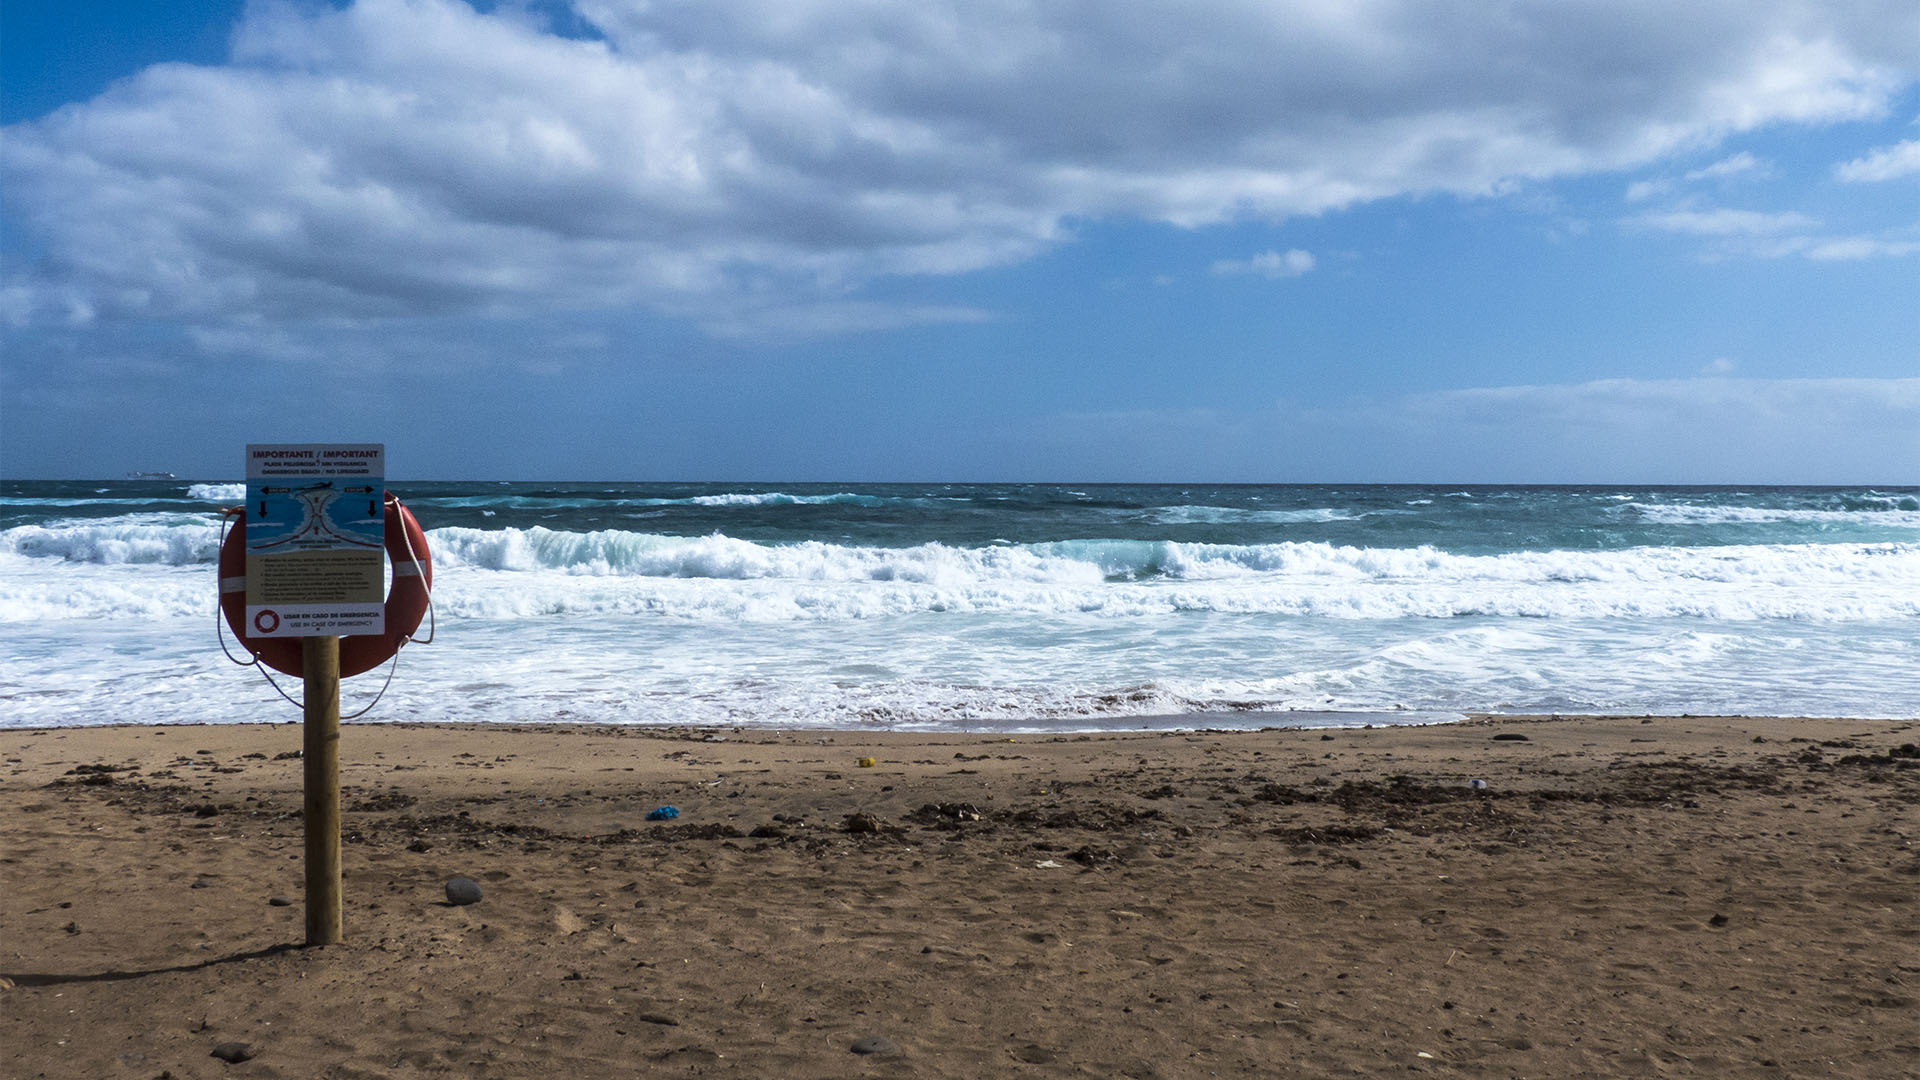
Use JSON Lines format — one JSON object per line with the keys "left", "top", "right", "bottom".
{"left": 858, "top": 757, "right": 877, "bottom": 768}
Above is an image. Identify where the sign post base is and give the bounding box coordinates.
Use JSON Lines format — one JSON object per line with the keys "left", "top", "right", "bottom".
{"left": 303, "top": 635, "right": 342, "bottom": 946}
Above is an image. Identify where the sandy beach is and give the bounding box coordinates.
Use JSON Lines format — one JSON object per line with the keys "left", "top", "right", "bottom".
{"left": 3, "top": 714, "right": 1916, "bottom": 1078}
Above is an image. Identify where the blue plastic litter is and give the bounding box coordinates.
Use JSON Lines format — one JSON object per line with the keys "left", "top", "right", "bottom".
{"left": 646, "top": 806, "right": 680, "bottom": 821}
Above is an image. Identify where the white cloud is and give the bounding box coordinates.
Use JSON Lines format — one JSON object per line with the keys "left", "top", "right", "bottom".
{"left": 1212, "top": 249, "right": 1315, "bottom": 278}
{"left": 3, "top": 0, "right": 1918, "bottom": 336}
{"left": 1835, "top": 138, "right": 1920, "bottom": 181}
{"left": 1629, "top": 207, "right": 1919, "bottom": 261}
{"left": 1624, "top": 178, "right": 1672, "bottom": 202}
{"left": 1632, "top": 208, "right": 1819, "bottom": 236}
{"left": 1798, "top": 235, "right": 1920, "bottom": 259}
{"left": 1628, "top": 150, "right": 1765, "bottom": 204}
{"left": 1684, "top": 151, "right": 1765, "bottom": 181}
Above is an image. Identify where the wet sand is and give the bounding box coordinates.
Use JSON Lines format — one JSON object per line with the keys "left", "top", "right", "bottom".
{"left": 3, "top": 714, "right": 1917, "bottom": 1078}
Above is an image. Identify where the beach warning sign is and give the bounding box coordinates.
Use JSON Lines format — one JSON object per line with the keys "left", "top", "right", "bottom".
{"left": 244, "top": 444, "right": 386, "bottom": 637}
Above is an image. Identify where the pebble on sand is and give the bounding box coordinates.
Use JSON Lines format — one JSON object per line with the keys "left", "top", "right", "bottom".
{"left": 850, "top": 1036, "right": 899, "bottom": 1055}
{"left": 209, "top": 1042, "right": 255, "bottom": 1064}
{"left": 445, "top": 876, "right": 483, "bottom": 906}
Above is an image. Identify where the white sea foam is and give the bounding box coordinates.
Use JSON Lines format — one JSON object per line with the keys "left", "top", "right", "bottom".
{"left": 0, "top": 558, "right": 210, "bottom": 621}
{"left": 9, "top": 519, "right": 1918, "bottom": 623}
{"left": 421, "top": 491, "right": 947, "bottom": 511}
{"left": 1, "top": 497, "right": 149, "bottom": 507}
{"left": 8, "top": 488, "right": 1919, "bottom": 730}
{"left": 682, "top": 491, "right": 899, "bottom": 507}
{"left": 370, "top": 537, "right": 1920, "bottom": 623}
{"left": 9, "top": 604, "right": 1913, "bottom": 730}
{"left": 188, "top": 483, "right": 247, "bottom": 502}
{"left": 427, "top": 527, "right": 1920, "bottom": 609}
{"left": 427, "top": 527, "right": 1108, "bottom": 585}
{"left": 1623, "top": 501, "right": 1920, "bottom": 525}
{"left": 1147, "top": 505, "right": 1358, "bottom": 525}
{"left": 0, "top": 520, "right": 224, "bottom": 565}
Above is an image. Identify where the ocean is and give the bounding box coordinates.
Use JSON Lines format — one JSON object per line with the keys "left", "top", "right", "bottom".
{"left": 4, "top": 480, "right": 1918, "bottom": 731}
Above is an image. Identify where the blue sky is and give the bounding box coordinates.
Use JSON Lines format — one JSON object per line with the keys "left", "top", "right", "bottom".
{"left": 3, "top": 0, "right": 1916, "bottom": 481}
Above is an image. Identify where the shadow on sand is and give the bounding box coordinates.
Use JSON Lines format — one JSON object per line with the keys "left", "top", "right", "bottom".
{"left": 3, "top": 942, "right": 305, "bottom": 987}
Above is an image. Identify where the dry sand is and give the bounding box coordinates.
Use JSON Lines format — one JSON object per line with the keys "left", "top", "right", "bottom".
{"left": 3, "top": 714, "right": 1917, "bottom": 1078}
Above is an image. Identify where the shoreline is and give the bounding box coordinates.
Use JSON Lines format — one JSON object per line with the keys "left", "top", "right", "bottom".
{"left": 6, "top": 714, "right": 1917, "bottom": 1077}
{"left": 10, "top": 707, "right": 1918, "bottom": 738}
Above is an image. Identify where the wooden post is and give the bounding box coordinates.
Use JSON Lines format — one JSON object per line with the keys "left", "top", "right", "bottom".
{"left": 303, "top": 635, "right": 342, "bottom": 946}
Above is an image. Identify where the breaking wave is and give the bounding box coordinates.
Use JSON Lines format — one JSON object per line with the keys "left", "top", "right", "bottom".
{"left": 0, "top": 520, "right": 224, "bottom": 565}
{"left": 1623, "top": 502, "right": 1920, "bottom": 526}
{"left": 12, "top": 518, "right": 1915, "bottom": 623}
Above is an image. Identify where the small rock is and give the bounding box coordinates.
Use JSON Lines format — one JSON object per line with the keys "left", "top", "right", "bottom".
{"left": 407, "top": 840, "right": 432, "bottom": 853}
{"left": 1709, "top": 913, "right": 1730, "bottom": 927}
{"left": 194, "top": 804, "right": 220, "bottom": 818}
{"left": 209, "top": 1042, "right": 255, "bottom": 1064}
{"left": 191, "top": 880, "right": 213, "bottom": 889}
{"left": 636, "top": 1012, "right": 679, "bottom": 1026}
{"left": 267, "top": 896, "right": 292, "bottom": 907}
{"left": 1491, "top": 733, "right": 1530, "bottom": 742}
{"left": 850, "top": 1036, "right": 899, "bottom": 1055}
{"left": 445, "top": 877, "right": 483, "bottom": 906}
{"left": 844, "top": 813, "right": 882, "bottom": 834}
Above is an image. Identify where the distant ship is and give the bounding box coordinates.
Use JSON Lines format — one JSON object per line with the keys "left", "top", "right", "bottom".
{"left": 125, "top": 471, "right": 177, "bottom": 480}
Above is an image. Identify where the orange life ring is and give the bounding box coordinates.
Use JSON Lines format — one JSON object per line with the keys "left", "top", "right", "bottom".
{"left": 219, "top": 496, "right": 433, "bottom": 678}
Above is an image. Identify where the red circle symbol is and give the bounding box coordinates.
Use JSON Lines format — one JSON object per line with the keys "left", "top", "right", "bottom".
{"left": 253, "top": 609, "right": 281, "bottom": 634}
